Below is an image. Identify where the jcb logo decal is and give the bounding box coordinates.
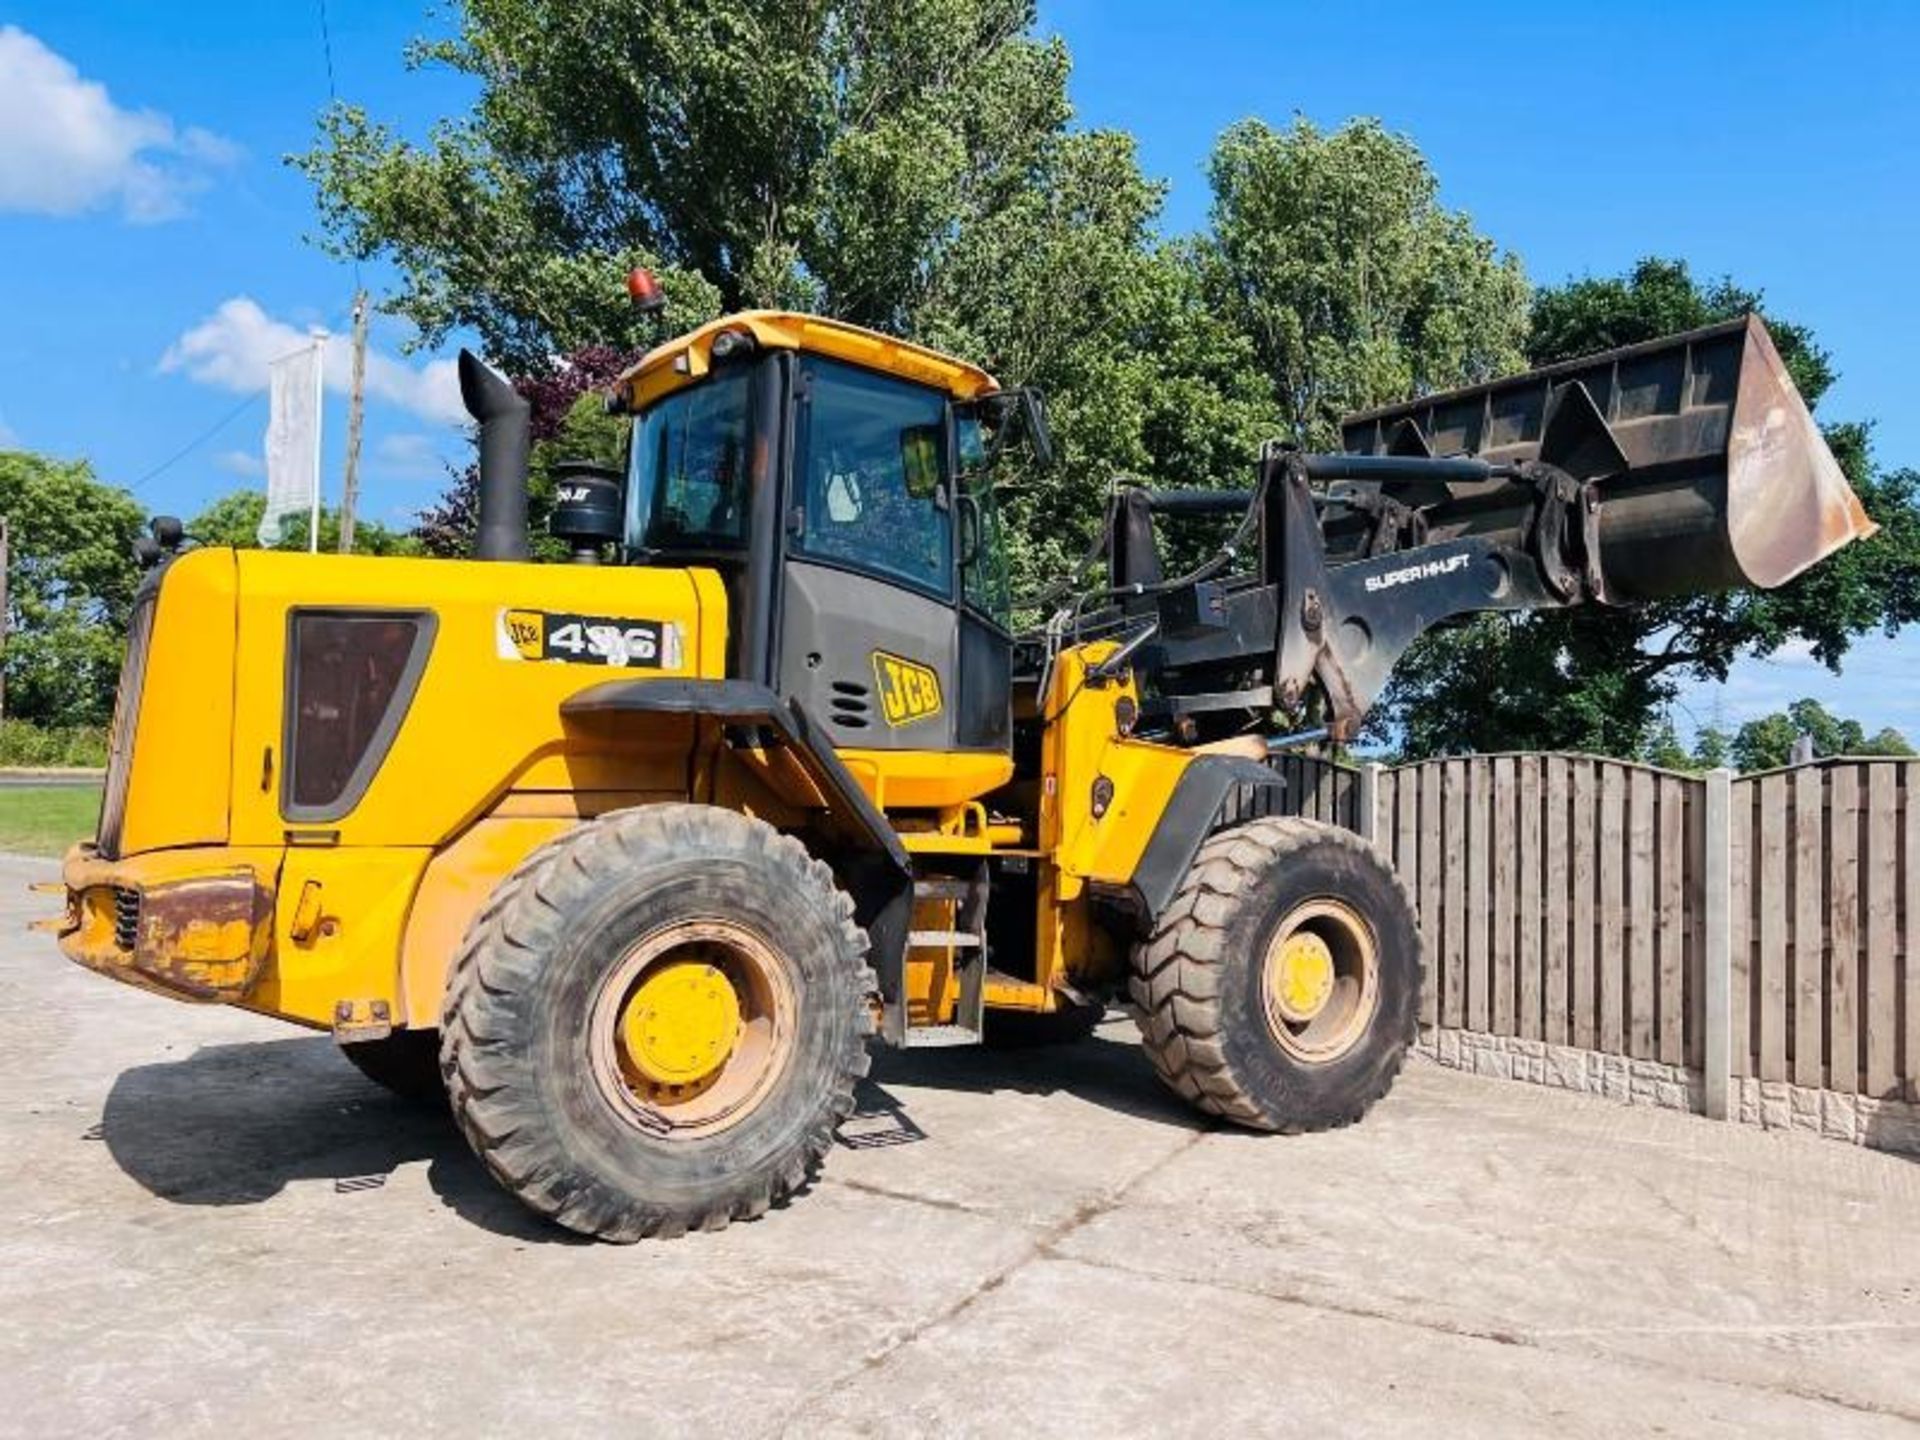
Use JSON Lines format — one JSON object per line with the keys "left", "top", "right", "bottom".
{"left": 873, "top": 651, "right": 943, "bottom": 727}
{"left": 503, "top": 610, "right": 544, "bottom": 659}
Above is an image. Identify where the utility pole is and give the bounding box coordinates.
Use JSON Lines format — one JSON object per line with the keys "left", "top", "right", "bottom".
{"left": 339, "top": 289, "right": 369, "bottom": 553}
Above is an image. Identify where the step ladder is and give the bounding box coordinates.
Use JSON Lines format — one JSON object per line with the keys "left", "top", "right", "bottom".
{"left": 902, "top": 869, "right": 988, "bottom": 1047}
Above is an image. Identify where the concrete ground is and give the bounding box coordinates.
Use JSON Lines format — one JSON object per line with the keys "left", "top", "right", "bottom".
{"left": 2, "top": 852, "right": 1916, "bottom": 1438}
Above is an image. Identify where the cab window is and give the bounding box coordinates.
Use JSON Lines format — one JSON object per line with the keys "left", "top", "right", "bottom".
{"left": 956, "top": 412, "right": 1012, "bottom": 626}
{"left": 626, "top": 367, "right": 753, "bottom": 555}
{"left": 792, "top": 356, "right": 953, "bottom": 599}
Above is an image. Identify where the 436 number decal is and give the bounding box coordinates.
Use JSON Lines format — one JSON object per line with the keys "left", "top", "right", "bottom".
{"left": 499, "top": 609, "right": 682, "bottom": 669}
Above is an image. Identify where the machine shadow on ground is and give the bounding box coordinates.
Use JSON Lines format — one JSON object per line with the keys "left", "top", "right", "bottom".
{"left": 98, "top": 1035, "right": 585, "bottom": 1243}
{"left": 858, "top": 1023, "right": 1206, "bottom": 1135}
{"left": 97, "top": 1022, "right": 1202, "bottom": 1233}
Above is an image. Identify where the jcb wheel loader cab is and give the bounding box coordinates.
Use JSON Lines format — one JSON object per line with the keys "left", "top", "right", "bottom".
{"left": 614, "top": 310, "right": 1022, "bottom": 785}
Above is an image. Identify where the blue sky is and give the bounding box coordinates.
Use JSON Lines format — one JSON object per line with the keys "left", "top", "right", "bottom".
{"left": 2, "top": 1, "right": 1915, "bottom": 741}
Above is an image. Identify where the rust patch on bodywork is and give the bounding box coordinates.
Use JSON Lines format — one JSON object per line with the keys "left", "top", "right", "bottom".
{"left": 135, "top": 871, "right": 271, "bottom": 996}
{"left": 60, "top": 854, "right": 272, "bottom": 1002}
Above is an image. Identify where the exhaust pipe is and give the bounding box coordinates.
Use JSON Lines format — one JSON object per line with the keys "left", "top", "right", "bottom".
{"left": 1339, "top": 316, "right": 1876, "bottom": 601}
{"left": 458, "top": 349, "right": 531, "bottom": 562}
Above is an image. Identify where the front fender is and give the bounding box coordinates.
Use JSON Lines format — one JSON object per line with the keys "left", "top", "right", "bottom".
{"left": 1124, "top": 756, "right": 1288, "bottom": 924}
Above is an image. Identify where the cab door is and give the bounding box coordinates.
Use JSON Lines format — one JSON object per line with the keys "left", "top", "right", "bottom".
{"left": 776, "top": 354, "right": 1008, "bottom": 757}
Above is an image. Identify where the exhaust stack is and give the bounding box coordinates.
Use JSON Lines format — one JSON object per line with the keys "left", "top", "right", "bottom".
{"left": 458, "top": 349, "right": 531, "bottom": 562}
{"left": 1339, "top": 316, "right": 1876, "bottom": 602}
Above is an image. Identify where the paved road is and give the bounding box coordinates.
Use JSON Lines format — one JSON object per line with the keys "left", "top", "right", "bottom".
{"left": 3, "top": 852, "right": 1916, "bottom": 1437}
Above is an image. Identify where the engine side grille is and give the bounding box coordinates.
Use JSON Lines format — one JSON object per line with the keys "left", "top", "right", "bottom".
{"left": 97, "top": 574, "right": 162, "bottom": 859}
{"left": 112, "top": 887, "right": 141, "bottom": 952}
{"left": 828, "top": 679, "right": 872, "bottom": 731}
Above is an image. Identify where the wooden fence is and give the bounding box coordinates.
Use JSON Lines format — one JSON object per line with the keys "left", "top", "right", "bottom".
{"left": 1724, "top": 760, "right": 1918, "bottom": 1099}
{"left": 1269, "top": 752, "right": 1362, "bottom": 830}
{"left": 1370, "top": 755, "right": 1708, "bottom": 1069}
{"left": 1275, "top": 753, "right": 1920, "bottom": 1111}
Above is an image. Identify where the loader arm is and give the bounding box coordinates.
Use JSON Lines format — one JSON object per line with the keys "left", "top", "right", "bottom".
{"left": 1071, "top": 315, "right": 1875, "bottom": 744}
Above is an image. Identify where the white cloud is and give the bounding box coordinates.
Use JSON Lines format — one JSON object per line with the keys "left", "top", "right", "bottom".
{"left": 1762, "top": 637, "right": 1820, "bottom": 668}
{"left": 0, "top": 411, "right": 19, "bottom": 449}
{"left": 0, "top": 27, "right": 238, "bottom": 222}
{"left": 159, "top": 297, "right": 467, "bottom": 427}
{"left": 214, "top": 448, "right": 264, "bottom": 478}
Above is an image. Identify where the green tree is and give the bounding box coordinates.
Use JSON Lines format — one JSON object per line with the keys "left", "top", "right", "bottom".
{"left": 1197, "top": 116, "right": 1530, "bottom": 449}
{"left": 296, "top": 0, "right": 1073, "bottom": 372}
{"left": 0, "top": 453, "right": 145, "bottom": 726}
{"left": 1380, "top": 258, "right": 1920, "bottom": 760}
{"left": 1730, "top": 697, "right": 1915, "bottom": 771}
{"left": 187, "top": 491, "right": 423, "bottom": 556}
{"left": 1729, "top": 711, "right": 1800, "bottom": 772}
{"left": 1641, "top": 719, "right": 1694, "bottom": 772}
{"left": 1690, "top": 723, "right": 1733, "bottom": 771}
{"left": 1530, "top": 257, "right": 1835, "bottom": 402}
{"left": 302, "top": 3, "right": 1278, "bottom": 592}
{"left": 914, "top": 131, "right": 1275, "bottom": 596}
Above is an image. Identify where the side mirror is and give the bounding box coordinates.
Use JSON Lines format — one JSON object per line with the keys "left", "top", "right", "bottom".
{"left": 955, "top": 387, "right": 1057, "bottom": 477}
{"left": 1020, "top": 388, "right": 1055, "bottom": 470}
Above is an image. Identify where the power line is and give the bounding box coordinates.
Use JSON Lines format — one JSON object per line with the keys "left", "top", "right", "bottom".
{"left": 132, "top": 323, "right": 352, "bottom": 498}
{"left": 317, "top": 0, "right": 340, "bottom": 101}
{"left": 315, "top": 0, "right": 364, "bottom": 293}
{"left": 128, "top": 391, "right": 264, "bottom": 494}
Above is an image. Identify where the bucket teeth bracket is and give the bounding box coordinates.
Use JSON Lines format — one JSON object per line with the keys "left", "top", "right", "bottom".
{"left": 1538, "top": 379, "right": 1630, "bottom": 482}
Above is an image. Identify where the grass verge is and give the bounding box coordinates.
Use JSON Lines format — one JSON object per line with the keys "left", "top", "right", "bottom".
{"left": 0, "top": 786, "right": 100, "bottom": 857}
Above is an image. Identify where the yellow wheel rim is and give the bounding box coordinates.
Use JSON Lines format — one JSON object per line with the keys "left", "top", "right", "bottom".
{"left": 1270, "top": 931, "right": 1336, "bottom": 1023}
{"left": 1261, "top": 898, "right": 1380, "bottom": 1066}
{"left": 588, "top": 919, "right": 797, "bottom": 1140}
{"left": 619, "top": 961, "right": 742, "bottom": 1088}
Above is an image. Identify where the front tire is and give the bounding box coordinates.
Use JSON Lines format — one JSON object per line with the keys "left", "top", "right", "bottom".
{"left": 1130, "top": 817, "right": 1420, "bottom": 1132}
{"left": 440, "top": 805, "right": 874, "bottom": 1242}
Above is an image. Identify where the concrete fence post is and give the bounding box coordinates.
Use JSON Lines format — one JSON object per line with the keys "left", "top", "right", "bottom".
{"left": 1703, "top": 767, "right": 1734, "bottom": 1120}
{"left": 1358, "top": 762, "right": 1382, "bottom": 846}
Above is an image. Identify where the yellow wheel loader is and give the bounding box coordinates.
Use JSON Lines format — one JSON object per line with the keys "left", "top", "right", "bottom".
{"left": 56, "top": 301, "right": 1871, "bottom": 1241}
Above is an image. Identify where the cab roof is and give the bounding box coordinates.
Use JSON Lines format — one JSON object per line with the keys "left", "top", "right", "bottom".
{"left": 615, "top": 310, "right": 1000, "bottom": 412}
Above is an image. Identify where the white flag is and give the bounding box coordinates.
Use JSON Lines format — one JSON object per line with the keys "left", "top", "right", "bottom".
{"left": 261, "top": 339, "right": 324, "bottom": 547}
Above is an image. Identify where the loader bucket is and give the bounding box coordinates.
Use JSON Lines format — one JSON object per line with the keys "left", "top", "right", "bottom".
{"left": 1339, "top": 316, "right": 1876, "bottom": 601}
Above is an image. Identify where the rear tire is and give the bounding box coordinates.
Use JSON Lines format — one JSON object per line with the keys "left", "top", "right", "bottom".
{"left": 440, "top": 804, "right": 875, "bottom": 1242}
{"left": 339, "top": 1029, "right": 443, "bottom": 1103}
{"left": 1130, "top": 817, "right": 1420, "bottom": 1132}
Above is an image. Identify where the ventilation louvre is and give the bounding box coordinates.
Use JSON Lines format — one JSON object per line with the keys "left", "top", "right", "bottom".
{"left": 829, "top": 679, "right": 873, "bottom": 731}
